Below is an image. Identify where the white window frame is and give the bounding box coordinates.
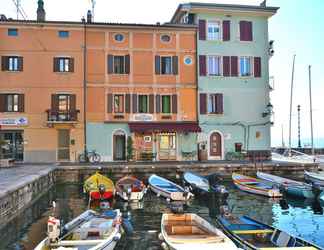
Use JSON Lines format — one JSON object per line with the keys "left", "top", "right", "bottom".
{"left": 113, "top": 94, "right": 125, "bottom": 114}
{"left": 207, "top": 20, "right": 221, "bottom": 41}
{"left": 58, "top": 57, "right": 70, "bottom": 72}
{"left": 160, "top": 56, "right": 173, "bottom": 75}
{"left": 207, "top": 94, "right": 218, "bottom": 114}
{"left": 207, "top": 55, "right": 222, "bottom": 76}
{"left": 113, "top": 55, "right": 126, "bottom": 74}
{"left": 6, "top": 94, "right": 19, "bottom": 112}
{"left": 8, "top": 57, "right": 19, "bottom": 71}
{"left": 239, "top": 56, "right": 253, "bottom": 77}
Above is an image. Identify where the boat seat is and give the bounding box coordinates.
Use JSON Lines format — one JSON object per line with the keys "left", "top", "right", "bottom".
{"left": 271, "top": 229, "right": 294, "bottom": 247}
{"left": 168, "top": 225, "right": 206, "bottom": 235}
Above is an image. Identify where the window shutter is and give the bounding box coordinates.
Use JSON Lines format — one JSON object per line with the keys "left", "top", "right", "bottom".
{"left": 155, "top": 55, "right": 161, "bottom": 75}
{"left": 198, "top": 19, "right": 206, "bottom": 40}
{"left": 1, "top": 56, "right": 8, "bottom": 71}
{"left": 222, "top": 20, "right": 230, "bottom": 41}
{"left": 172, "top": 56, "right": 178, "bottom": 75}
{"left": 18, "top": 94, "right": 24, "bottom": 112}
{"left": 172, "top": 94, "right": 177, "bottom": 114}
{"left": 149, "top": 94, "right": 155, "bottom": 113}
{"left": 223, "top": 56, "right": 230, "bottom": 77}
{"left": 0, "top": 94, "right": 6, "bottom": 112}
{"left": 156, "top": 94, "right": 160, "bottom": 113}
{"left": 216, "top": 93, "right": 223, "bottom": 114}
{"left": 230, "top": 56, "right": 238, "bottom": 76}
{"left": 69, "top": 58, "right": 74, "bottom": 72}
{"left": 53, "top": 58, "right": 59, "bottom": 72}
{"left": 125, "top": 54, "right": 130, "bottom": 74}
{"left": 199, "top": 55, "right": 206, "bottom": 76}
{"left": 247, "top": 21, "right": 253, "bottom": 41}
{"left": 107, "top": 93, "right": 112, "bottom": 113}
{"left": 51, "top": 94, "right": 58, "bottom": 111}
{"left": 199, "top": 93, "right": 207, "bottom": 114}
{"left": 132, "top": 94, "right": 137, "bottom": 113}
{"left": 17, "top": 57, "right": 23, "bottom": 71}
{"left": 254, "top": 57, "right": 261, "bottom": 77}
{"left": 125, "top": 94, "right": 131, "bottom": 113}
{"left": 70, "top": 94, "right": 76, "bottom": 111}
{"left": 107, "top": 54, "right": 114, "bottom": 74}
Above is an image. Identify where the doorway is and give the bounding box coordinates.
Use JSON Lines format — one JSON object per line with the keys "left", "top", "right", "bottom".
{"left": 0, "top": 131, "right": 24, "bottom": 160}
{"left": 159, "top": 133, "right": 176, "bottom": 161}
{"left": 113, "top": 132, "right": 126, "bottom": 161}
{"left": 210, "top": 132, "right": 222, "bottom": 159}
{"left": 57, "top": 129, "right": 70, "bottom": 161}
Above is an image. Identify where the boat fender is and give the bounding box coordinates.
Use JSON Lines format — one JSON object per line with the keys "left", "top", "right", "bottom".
{"left": 166, "top": 198, "right": 170, "bottom": 202}
{"left": 161, "top": 242, "right": 169, "bottom": 250}
{"left": 113, "top": 233, "right": 122, "bottom": 241}
{"left": 121, "top": 217, "right": 134, "bottom": 235}
{"left": 158, "top": 233, "right": 164, "bottom": 241}
{"left": 47, "top": 216, "right": 60, "bottom": 243}
{"left": 157, "top": 193, "right": 161, "bottom": 197}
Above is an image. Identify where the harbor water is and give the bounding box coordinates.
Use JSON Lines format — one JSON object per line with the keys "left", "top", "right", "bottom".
{"left": 1, "top": 180, "right": 324, "bottom": 250}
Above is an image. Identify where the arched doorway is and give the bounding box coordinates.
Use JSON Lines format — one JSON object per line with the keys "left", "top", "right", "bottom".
{"left": 113, "top": 130, "right": 126, "bottom": 161}
{"left": 209, "top": 131, "right": 222, "bottom": 159}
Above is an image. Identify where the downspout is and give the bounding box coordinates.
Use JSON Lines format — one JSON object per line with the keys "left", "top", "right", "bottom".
{"left": 83, "top": 18, "right": 88, "bottom": 161}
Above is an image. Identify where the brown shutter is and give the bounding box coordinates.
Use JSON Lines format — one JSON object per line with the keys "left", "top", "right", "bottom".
{"left": 247, "top": 21, "right": 253, "bottom": 41}
{"left": 155, "top": 55, "right": 160, "bottom": 74}
{"left": 1, "top": 56, "right": 8, "bottom": 71}
{"left": 53, "top": 58, "right": 59, "bottom": 72}
{"left": 199, "top": 55, "right": 206, "bottom": 76}
{"left": 156, "top": 94, "right": 160, "bottom": 113}
{"left": 107, "top": 54, "right": 114, "bottom": 74}
{"left": 172, "top": 94, "right": 177, "bottom": 114}
{"left": 125, "top": 94, "right": 131, "bottom": 113}
{"left": 18, "top": 94, "right": 24, "bottom": 112}
{"left": 51, "top": 94, "right": 59, "bottom": 111}
{"left": 132, "top": 94, "right": 137, "bottom": 113}
{"left": 69, "top": 58, "right": 74, "bottom": 72}
{"left": 17, "top": 57, "right": 23, "bottom": 71}
{"left": 254, "top": 57, "right": 261, "bottom": 77}
{"left": 198, "top": 19, "right": 206, "bottom": 40}
{"left": 0, "top": 94, "right": 6, "bottom": 112}
{"left": 125, "top": 54, "right": 130, "bottom": 74}
{"left": 230, "top": 56, "right": 238, "bottom": 76}
{"left": 70, "top": 94, "right": 76, "bottom": 111}
{"left": 222, "top": 20, "right": 230, "bottom": 41}
{"left": 172, "top": 56, "right": 178, "bottom": 75}
{"left": 107, "top": 93, "right": 112, "bottom": 113}
{"left": 149, "top": 94, "right": 155, "bottom": 113}
{"left": 239, "top": 21, "right": 245, "bottom": 41}
{"left": 223, "top": 56, "right": 230, "bottom": 77}
{"left": 216, "top": 94, "right": 223, "bottom": 114}
{"left": 199, "top": 93, "right": 207, "bottom": 115}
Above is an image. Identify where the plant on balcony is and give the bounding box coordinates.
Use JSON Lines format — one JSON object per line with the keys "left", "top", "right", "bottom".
{"left": 127, "top": 136, "right": 134, "bottom": 161}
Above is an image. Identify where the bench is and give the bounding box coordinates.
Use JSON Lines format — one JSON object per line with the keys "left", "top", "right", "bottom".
{"left": 0, "top": 158, "right": 15, "bottom": 168}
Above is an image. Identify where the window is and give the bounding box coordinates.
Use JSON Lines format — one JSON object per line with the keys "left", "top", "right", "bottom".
{"left": 161, "top": 34, "right": 171, "bottom": 43}
{"left": 0, "top": 94, "right": 24, "bottom": 112}
{"left": 113, "top": 56, "right": 125, "bottom": 74}
{"left": 138, "top": 95, "right": 148, "bottom": 113}
{"left": 59, "top": 58, "right": 70, "bottom": 72}
{"left": 8, "top": 57, "right": 19, "bottom": 71}
{"left": 207, "top": 94, "right": 223, "bottom": 114}
{"left": 8, "top": 28, "right": 18, "bottom": 36}
{"left": 58, "top": 31, "right": 69, "bottom": 38}
{"left": 58, "top": 95, "right": 70, "bottom": 111}
{"left": 240, "top": 57, "right": 252, "bottom": 76}
{"left": 207, "top": 56, "right": 221, "bottom": 76}
{"left": 161, "top": 56, "right": 172, "bottom": 75}
{"left": 207, "top": 21, "right": 221, "bottom": 40}
{"left": 54, "top": 57, "right": 73, "bottom": 72}
{"left": 161, "top": 95, "right": 171, "bottom": 114}
{"left": 114, "top": 34, "right": 124, "bottom": 42}
{"left": 114, "top": 95, "right": 124, "bottom": 113}
{"left": 6, "top": 94, "right": 19, "bottom": 112}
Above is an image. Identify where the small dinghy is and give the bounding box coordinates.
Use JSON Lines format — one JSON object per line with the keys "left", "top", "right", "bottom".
{"left": 217, "top": 210, "right": 321, "bottom": 249}
{"left": 160, "top": 213, "right": 238, "bottom": 250}
{"left": 148, "top": 174, "right": 193, "bottom": 201}
{"left": 115, "top": 176, "right": 146, "bottom": 201}
{"left": 83, "top": 172, "right": 115, "bottom": 201}
{"left": 183, "top": 172, "right": 229, "bottom": 199}
{"left": 305, "top": 170, "right": 324, "bottom": 186}
{"left": 35, "top": 209, "right": 123, "bottom": 250}
{"left": 257, "top": 171, "right": 324, "bottom": 199}
{"left": 232, "top": 173, "right": 282, "bottom": 198}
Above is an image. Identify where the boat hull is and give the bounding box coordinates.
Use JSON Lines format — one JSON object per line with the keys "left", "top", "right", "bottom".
{"left": 305, "top": 171, "right": 324, "bottom": 186}
{"left": 115, "top": 176, "right": 146, "bottom": 201}
{"left": 116, "top": 190, "right": 145, "bottom": 201}
{"left": 84, "top": 172, "right": 115, "bottom": 201}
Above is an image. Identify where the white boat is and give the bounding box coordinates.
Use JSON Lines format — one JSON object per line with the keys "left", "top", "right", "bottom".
{"left": 160, "top": 213, "right": 238, "bottom": 250}
{"left": 115, "top": 176, "right": 146, "bottom": 201}
{"left": 34, "top": 209, "right": 122, "bottom": 250}
{"left": 148, "top": 174, "right": 193, "bottom": 201}
{"left": 305, "top": 170, "right": 324, "bottom": 186}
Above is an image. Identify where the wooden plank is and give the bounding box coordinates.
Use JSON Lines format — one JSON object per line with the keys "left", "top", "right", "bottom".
{"left": 232, "top": 229, "right": 273, "bottom": 235}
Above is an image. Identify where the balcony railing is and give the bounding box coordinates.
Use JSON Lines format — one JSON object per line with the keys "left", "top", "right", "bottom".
{"left": 46, "top": 109, "right": 80, "bottom": 122}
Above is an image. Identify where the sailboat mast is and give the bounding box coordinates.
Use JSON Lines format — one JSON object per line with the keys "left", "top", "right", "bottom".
{"left": 288, "top": 55, "right": 296, "bottom": 155}
{"left": 308, "top": 65, "right": 315, "bottom": 156}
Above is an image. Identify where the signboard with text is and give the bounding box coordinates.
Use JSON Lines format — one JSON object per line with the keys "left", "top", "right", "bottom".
{"left": 0, "top": 117, "right": 28, "bottom": 126}
{"left": 132, "top": 114, "right": 154, "bottom": 122}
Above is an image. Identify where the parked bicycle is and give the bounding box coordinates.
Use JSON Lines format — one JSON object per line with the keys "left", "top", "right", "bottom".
{"left": 78, "top": 150, "right": 101, "bottom": 163}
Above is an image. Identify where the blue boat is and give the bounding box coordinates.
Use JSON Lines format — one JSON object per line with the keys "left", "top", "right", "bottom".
{"left": 217, "top": 212, "right": 321, "bottom": 249}
{"left": 148, "top": 174, "right": 193, "bottom": 201}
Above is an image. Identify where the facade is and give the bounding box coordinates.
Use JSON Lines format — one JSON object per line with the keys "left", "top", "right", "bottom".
{"left": 171, "top": 3, "right": 278, "bottom": 160}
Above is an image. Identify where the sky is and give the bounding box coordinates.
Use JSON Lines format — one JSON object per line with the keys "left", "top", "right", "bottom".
{"left": 1, "top": 0, "right": 323, "bottom": 147}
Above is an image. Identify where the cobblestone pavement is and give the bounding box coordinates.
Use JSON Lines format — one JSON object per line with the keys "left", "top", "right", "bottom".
{"left": 0, "top": 164, "right": 56, "bottom": 198}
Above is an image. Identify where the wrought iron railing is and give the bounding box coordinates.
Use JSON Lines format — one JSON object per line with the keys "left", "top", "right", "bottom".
{"left": 46, "top": 109, "right": 79, "bottom": 122}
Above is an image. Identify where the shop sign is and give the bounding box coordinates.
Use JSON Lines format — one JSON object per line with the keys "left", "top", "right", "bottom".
{"left": 132, "top": 114, "right": 153, "bottom": 122}
{"left": 0, "top": 117, "right": 28, "bottom": 126}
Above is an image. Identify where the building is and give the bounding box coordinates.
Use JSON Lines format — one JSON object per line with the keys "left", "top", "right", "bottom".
{"left": 171, "top": 2, "right": 278, "bottom": 160}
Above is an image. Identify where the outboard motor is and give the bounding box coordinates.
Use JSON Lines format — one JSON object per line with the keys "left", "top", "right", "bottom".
{"left": 47, "top": 216, "right": 60, "bottom": 243}
{"left": 98, "top": 184, "right": 106, "bottom": 195}
{"left": 214, "top": 185, "right": 229, "bottom": 200}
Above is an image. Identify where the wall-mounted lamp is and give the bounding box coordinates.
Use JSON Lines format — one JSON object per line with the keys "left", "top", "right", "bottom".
{"left": 262, "top": 103, "right": 273, "bottom": 117}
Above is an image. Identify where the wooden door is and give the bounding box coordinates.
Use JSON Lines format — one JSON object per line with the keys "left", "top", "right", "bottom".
{"left": 58, "top": 129, "right": 70, "bottom": 161}
{"left": 210, "top": 132, "right": 222, "bottom": 157}
{"left": 113, "top": 134, "right": 126, "bottom": 161}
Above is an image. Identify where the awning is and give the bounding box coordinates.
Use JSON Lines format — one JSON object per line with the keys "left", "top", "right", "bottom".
{"left": 128, "top": 122, "right": 201, "bottom": 133}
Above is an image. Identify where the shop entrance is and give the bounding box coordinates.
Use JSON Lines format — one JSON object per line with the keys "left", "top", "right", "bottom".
{"left": 57, "top": 129, "right": 70, "bottom": 161}
{"left": 0, "top": 130, "right": 24, "bottom": 160}
{"left": 159, "top": 133, "right": 176, "bottom": 161}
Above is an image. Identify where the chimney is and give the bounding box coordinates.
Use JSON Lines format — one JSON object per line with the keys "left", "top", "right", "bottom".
{"left": 37, "top": 0, "right": 46, "bottom": 22}
{"left": 87, "top": 10, "right": 92, "bottom": 23}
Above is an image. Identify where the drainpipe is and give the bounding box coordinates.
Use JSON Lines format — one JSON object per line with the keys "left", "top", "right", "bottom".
{"left": 82, "top": 18, "right": 88, "bottom": 161}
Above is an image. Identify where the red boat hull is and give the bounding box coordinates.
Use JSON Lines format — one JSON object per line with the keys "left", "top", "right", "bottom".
{"left": 90, "top": 191, "right": 114, "bottom": 200}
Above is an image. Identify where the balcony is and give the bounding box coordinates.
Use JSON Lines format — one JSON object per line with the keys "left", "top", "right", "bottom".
{"left": 46, "top": 109, "right": 80, "bottom": 123}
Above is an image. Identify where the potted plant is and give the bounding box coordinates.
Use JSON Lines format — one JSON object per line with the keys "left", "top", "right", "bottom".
{"left": 127, "top": 136, "right": 134, "bottom": 161}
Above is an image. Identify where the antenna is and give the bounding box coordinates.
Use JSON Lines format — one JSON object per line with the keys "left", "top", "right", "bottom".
{"left": 11, "top": 0, "right": 27, "bottom": 20}
{"left": 91, "top": 0, "right": 96, "bottom": 22}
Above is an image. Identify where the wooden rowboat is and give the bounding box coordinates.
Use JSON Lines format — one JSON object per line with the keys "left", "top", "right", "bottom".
{"left": 305, "top": 171, "right": 324, "bottom": 186}
{"left": 232, "top": 173, "right": 282, "bottom": 198}
{"left": 83, "top": 172, "right": 115, "bottom": 201}
{"left": 160, "top": 213, "right": 238, "bottom": 250}
{"left": 148, "top": 174, "right": 193, "bottom": 201}
{"left": 217, "top": 212, "right": 321, "bottom": 250}
{"left": 115, "top": 176, "right": 146, "bottom": 201}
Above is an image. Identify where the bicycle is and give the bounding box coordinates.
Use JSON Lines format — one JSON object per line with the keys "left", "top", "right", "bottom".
{"left": 78, "top": 150, "right": 101, "bottom": 163}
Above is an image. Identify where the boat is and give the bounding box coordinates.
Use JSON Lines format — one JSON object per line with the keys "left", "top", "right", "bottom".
{"left": 35, "top": 209, "right": 123, "bottom": 250}
{"left": 83, "top": 172, "right": 115, "bottom": 201}
{"left": 232, "top": 173, "right": 282, "bottom": 198}
{"left": 305, "top": 170, "right": 324, "bottom": 186}
{"left": 115, "top": 176, "right": 146, "bottom": 201}
{"left": 257, "top": 171, "right": 323, "bottom": 199}
{"left": 160, "top": 213, "right": 239, "bottom": 250}
{"left": 148, "top": 174, "right": 193, "bottom": 201}
{"left": 183, "top": 171, "right": 229, "bottom": 199}
{"left": 217, "top": 211, "right": 321, "bottom": 250}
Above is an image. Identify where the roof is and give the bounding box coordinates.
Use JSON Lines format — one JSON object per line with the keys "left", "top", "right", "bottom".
{"left": 171, "top": 2, "right": 279, "bottom": 23}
